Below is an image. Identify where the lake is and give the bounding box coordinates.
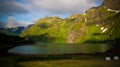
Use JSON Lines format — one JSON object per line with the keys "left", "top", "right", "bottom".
{"left": 8, "top": 43, "right": 111, "bottom": 54}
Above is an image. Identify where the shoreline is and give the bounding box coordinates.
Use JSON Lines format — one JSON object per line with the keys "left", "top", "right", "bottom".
{"left": 8, "top": 52, "right": 111, "bottom": 57}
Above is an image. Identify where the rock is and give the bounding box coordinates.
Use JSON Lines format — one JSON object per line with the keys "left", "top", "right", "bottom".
{"left": 105, "top": 57, "right": 111, "bottom": 61}
{"left": 114, "top": 56, "right": 119, "bottom": 60}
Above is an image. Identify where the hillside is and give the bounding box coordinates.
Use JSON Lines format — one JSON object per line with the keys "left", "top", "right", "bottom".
{"left": 21, "top": 16, "right": 73, "bottom": 43}
{"left": 21, "top": 0, "right": 120, "bottom": 44}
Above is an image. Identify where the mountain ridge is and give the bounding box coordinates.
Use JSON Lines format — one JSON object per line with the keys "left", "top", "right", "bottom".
{"left": 21, "top": 0, "right": 120, "bottom": 44}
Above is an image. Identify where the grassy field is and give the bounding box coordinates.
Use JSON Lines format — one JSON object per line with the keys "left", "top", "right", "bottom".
{"left": 0, "top": 55, "right": 120, "bottom": 67}
{"left": 18, "top": 60, "right": 120, "bottom": 67}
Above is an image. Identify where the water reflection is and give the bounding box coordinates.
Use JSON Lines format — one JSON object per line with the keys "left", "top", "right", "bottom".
{"left": 8, "top": 43, "right": 110, "bottom": 54}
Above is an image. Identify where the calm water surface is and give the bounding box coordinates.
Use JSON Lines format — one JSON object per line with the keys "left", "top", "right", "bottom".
{"left": 8, "top": 43, "right": 110, "bottom": 54}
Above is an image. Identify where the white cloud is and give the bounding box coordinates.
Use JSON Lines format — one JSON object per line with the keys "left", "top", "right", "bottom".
{"left": 26, "top": 0, "right": 103, "bottom": 14}
{"left": 0, "top": 0, "right": 104, "bottom": 28}
{"left": 6, "top": 16, "right": 33, "bottom": 28}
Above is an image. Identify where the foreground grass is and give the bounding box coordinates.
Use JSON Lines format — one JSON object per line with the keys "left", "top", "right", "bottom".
{"left": 0, "top": 55, "right": 120, "bottom": 67}
{"left": 18, "top": 60, "right": 120, "bottom": 67}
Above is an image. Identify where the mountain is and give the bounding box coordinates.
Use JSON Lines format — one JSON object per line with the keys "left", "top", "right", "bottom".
{"left": 21, "top": 16, "right": 68, "bottom": 43}
{"left": 21, "top": 0, "right": 120, "bottom": 44}
{"left": 0, "top": 27, "right": 25, "bottom": 36}
{"left": 0, "top": 24, "right": 33, "bottom": 36}
{"left": 102, "top": 0, "right": 120, "bottom": 10}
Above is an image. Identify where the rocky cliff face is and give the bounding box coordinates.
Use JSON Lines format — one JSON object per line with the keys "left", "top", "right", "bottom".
{"left": 67, "top": 14, "right": 87, "bottom": 43}
{"left": 102, "top": 0, "right": 120, "bottom": 10}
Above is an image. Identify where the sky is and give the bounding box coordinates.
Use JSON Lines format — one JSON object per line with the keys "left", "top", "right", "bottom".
{"left": 0, "top": 0, "right": 103, "bottom": 28}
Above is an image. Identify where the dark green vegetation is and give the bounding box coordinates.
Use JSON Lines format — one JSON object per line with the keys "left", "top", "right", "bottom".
{"left": 0, "top": 32, "right": 29, "bottom": 45}
{"left": 0, "top": 32, "right": 33, "bottom": 56}
{"left": 0, "top": 25, "right": 34, "bottom": 55}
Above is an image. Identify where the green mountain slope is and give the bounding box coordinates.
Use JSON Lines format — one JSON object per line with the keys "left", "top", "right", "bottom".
{"left": 21, "top": 0, "right": 120, "bottom": 44}
{"left": 21, "top": 16, "right": 68, "bottom": 43}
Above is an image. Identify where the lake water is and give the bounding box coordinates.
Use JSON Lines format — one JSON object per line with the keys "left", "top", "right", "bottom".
{"left": 8, "top": 43, "right": 110, "bottom": 54}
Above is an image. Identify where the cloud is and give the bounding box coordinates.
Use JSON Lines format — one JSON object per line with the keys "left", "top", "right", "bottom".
{"left": 0, "top": 0, "right": 104, "bottom": 16}
{"left": 0, "top": 0, "right": 104, "bottom": 28}
{"left": 87, "top": 0, "right": 104, "bottom": 5}
{"left": 0, "top": 22, "right": 7, "bottom": 28}
{"left": 0, "top": 0, "right": 28, "bottom": 17}
{"left": 27, "top": 0, "right": 103, "bottom": 14}
{"left": 6, "top": 16, "right": 33, "bottom": 28}
{"left": 87, "top": 0, "right": 103, "bottom": 3}
{"left": 0, "top": 17, "right": 32, "bottom": 28}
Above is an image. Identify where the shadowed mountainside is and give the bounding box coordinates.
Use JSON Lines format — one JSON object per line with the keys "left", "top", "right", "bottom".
{"left": 102, "top": 0, "right": 120, "bottom": 10}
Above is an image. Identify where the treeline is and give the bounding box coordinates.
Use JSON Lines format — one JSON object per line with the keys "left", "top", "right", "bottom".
{"left": 0, "top": 32, "right": 33, "bottom": 45}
